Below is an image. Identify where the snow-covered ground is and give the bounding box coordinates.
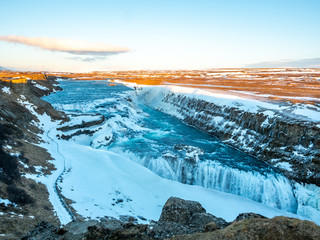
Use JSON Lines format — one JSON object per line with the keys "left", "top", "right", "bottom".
{"left": 31, "top": 81, "right": 49, "bottom": 91}
{"left": 135, "top": 85, "right": 320, "bottom": 123}
{"left": 56, "top": 137, "right": 302, "bottom": 223}
{"left": 15, "top": 81, "right": 319, "bottom": 226}
{"left": 17, "top": 97, "right": 74, "bottom": 225}
{"left": 30, "top": 114, "right": 304, "bottom": 224}
{"left": 0, "top": 198, "right": 17, "bottom": 207}
{"left": 1, "top": 86, "right": 11, "bottom": 94}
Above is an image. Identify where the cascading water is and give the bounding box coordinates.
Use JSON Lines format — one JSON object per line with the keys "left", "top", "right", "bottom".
{"left": 44, "top": 80, "right": 308, "bottom": 216}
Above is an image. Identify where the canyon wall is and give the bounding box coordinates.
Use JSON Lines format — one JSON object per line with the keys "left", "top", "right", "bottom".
{"left": 135, "top": 86, "right": 320, "bottom": 186}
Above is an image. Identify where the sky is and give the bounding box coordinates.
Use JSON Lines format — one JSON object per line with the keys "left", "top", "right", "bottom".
{"left": 0, "top": 0, "right": 320, "bottom": 72}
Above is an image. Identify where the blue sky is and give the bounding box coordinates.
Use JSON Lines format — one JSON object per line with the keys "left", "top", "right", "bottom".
{"left": 0, "top": 0, "right": 320, "bottom": 71}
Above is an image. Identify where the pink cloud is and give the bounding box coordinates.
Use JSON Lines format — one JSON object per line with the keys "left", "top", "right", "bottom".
{"left": 0, "top": 35, "right": 129, "bottom": 55}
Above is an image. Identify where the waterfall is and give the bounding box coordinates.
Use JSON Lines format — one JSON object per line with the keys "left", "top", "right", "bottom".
{"left": 111, "top": 149, "right": 298, "bottom": 213}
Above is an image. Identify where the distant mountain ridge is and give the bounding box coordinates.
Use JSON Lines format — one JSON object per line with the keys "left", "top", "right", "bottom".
{"left": 0, "top": 66, "right": 9, "bottom": 71}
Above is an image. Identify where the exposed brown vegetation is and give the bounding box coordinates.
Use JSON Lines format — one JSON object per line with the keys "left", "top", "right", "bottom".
{"left": 0, "top": 78, "right": 64, "bottom": 238}
{"left": 0, "top": 71, "right": 48, "bottom": 83}
{"left": 47, "top": 68, "right": 320, "bottom": 105}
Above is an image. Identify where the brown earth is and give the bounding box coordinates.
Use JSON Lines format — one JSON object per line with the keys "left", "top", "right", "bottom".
{"left": 0, "top": 75, "right": 68, "bottom": 239}
{"left": 50, "top": 68, "right": 320, "bottom": 105}
{"left": 171, "top": 216, "right": 320, "bottom": 240}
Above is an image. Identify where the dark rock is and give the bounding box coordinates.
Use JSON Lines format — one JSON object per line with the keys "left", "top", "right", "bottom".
{"left": 57, "top": 114, "right": 105, "bottom": 132}
{"left": 111, "top": 224, "right": 149, "bottom": 240}
{"left": 63, "top": 220, "right": 99, "bottom": 235}
{"left": 21, "top": 197, "right": 320, "bottom": 240}
{"left": 85, "top": 223, "right": 149, "bottom": 240}
{"left": 204, "top": 222, "right": 218, "bottom": 232}
{"left": 169, "top": 216, "right": 320, "bottom": 240}
{"left": 138, "top": 215, "right": 147, "bottom": 221}
{"left": 85, "top": 225, "right": 111, "bottom": 240}
{"left": 148, "top": 221, "right": 190, "bottom": 239}
{"left": 116, "top": 198, "right": 124, "bottom": 204}
{"left": 100, "top": 217, "right": 124, "bottom": 231}
{"left": 149, "top": 197, "right": 227, "bottom": 238}
{"left": 234, "top": 212, "right": 266, "bottom": 222}
{"left": 160, "top": 93, "right": 320, "bottom": 186}
{"left": 21, "top": 221, "right": 60, "bottom": 240}
{"left": 159, "top": 197, "right": 206, "bottom": 225}
{"left": 189, "top": 212, "right": 228, "bottom": 230}
{"left": 119, "top": 215, "right": 138, "bottom": 224}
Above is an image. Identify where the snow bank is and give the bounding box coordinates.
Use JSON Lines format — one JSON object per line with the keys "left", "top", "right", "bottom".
{"left": 0, "top": 198, "right": 17, "bottom": 207}
{"left": 1, "top": 86, "right": 11, "bottom": 95}
{"left": 136, "top": 85, "right": 320, "bottom": 123}
{"left": 32, "top": 81, "right": 49, "bottom": 91}
{"left": 57, "top": 137, "right": 302, "bottom": 223}
{"left": 17, "top": 98, "right": 73, "bottom": 225}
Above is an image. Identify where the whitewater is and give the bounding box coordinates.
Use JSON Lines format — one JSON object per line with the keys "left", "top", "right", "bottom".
{"left": 24, "top": 79, "right": 319, "bottom": 225}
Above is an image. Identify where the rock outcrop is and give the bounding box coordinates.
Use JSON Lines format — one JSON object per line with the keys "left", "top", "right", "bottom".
{"left": 171, "top": 216, "right": 320, "bottom": 240}
{"left": 136, "top": 88, "right": 320, "bottom": 186}
{"left": 22, "top": 197, "right": 320, "bottom": 240}
{"left": 0, "top": 76, "right": 66, "bottom": 239}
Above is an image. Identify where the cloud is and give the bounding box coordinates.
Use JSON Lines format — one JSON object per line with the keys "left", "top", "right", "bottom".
{"left": 0, "top": 35, "right": 130, "bottom": 56}
{"left": 245, "top": 58, "right": 320, "bottom": 68}
{"left": 67, "top": 56, "right": 106, "bottom": 62}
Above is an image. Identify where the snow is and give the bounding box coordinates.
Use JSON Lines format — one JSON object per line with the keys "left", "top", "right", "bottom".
{"left": 294, "top": 183, "right": 320, "bottom": 222}
{"left": 1, "top": 86, "right": 11, "bottom": 94}
{"left": 275, "top": 162, "right": 293, "bottom": 172}
{"left": 91, "top": 126, "right": 113, "bottom": 148}
{"left": 20, "top": 81, "right": 320, "bottom": 226}
{"left": 32, "top": 81, "right": 49, "bottom": 91}
{"left": 56, "top": 138, "right": 301, "bottom": 223}
{"left": 135, "top": 85, "right": 320, "bottom": 123}
{"left": 293, "top": 107, "right": 320, "bottom": 122}
{"left": 19, "top": 160, "right": 28, "bottom": 168}
{"left": 231, "top": 90, "right": 320, "bottom": 102}
{"left": 23, "top": 104, "right": 309, "bottom": 225}
{"left": 60, "top": 114, "right": 102, "bottom": 127}
{"left": 120, "top": 147, "right": 298, "bottom": 212}
{"left": 0, "top": 198, "right": 17, "bottom": 207}
{"left": 3, "top": 144, "right": 12, "bottom": 150}
{"left": 17, "top": 99, "right": 73, "bottom": 225}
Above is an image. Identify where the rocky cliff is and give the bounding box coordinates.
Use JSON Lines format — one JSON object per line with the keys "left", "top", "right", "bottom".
{"left": 0, "top": 76, "right": 66, "bottom": 238}
{"left": 135, "top": 86, "right": 320, "bottom": 186}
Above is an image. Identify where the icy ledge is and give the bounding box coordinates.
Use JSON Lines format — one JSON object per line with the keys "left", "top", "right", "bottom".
{"left": 133, "top": 85, "right": 320, "bottom": 186}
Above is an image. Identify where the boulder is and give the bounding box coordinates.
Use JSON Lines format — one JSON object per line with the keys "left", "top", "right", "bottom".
{"left": 189, "top": 213, "right": 228, "bottom": 229}
{"left": 63, "top": 220, "right": 99, "bottom": 235}
{"left": 158, "top": 197, "right": 206, "bottom": 225}
{"left": 21, "top": 221, "right": 60, "bottom": 240}
{"left": 148, "top": 221, "right": 190, "bottom": 239}
{"left": 99, "top": 217, "right": 124, "bottom": 231}
{"left": 234, "top": 212, "right": 266, "bottom": 222}
{"left": 150, "top": 197, "right": 228, "bottom": 238}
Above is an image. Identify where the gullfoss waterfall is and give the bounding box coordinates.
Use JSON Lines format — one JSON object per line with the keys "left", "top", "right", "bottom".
{"left": 40, "top": 80, "right": 319, "bottom": 224}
